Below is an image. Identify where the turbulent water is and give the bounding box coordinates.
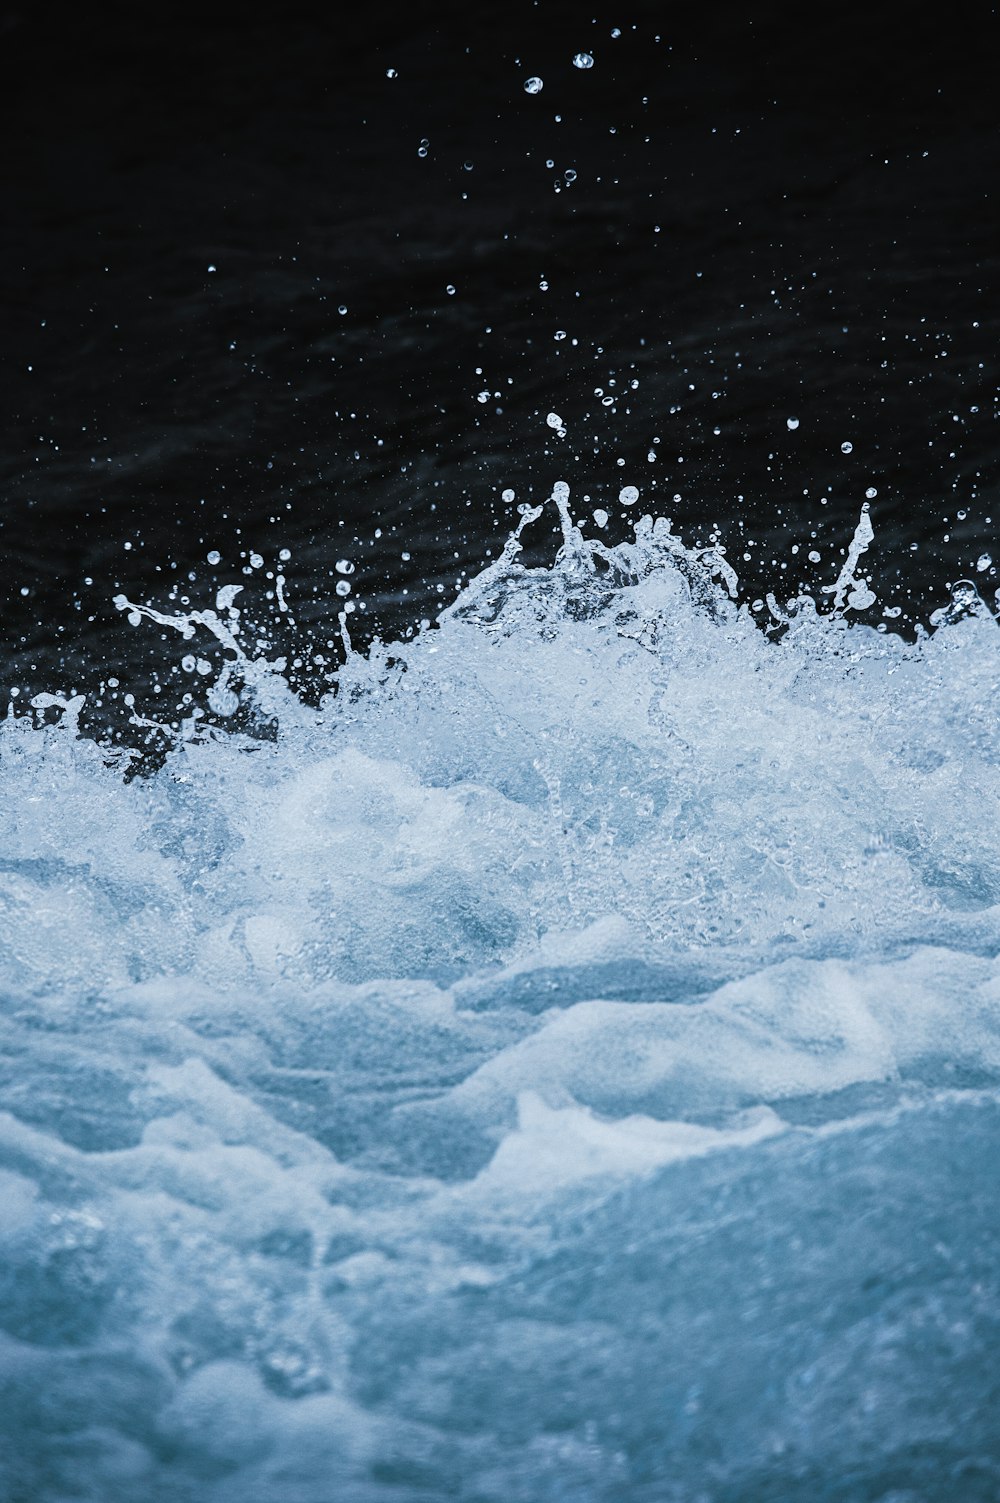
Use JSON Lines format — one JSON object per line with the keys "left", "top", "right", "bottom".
{"left": 2, "top": 490, "right": 1000, "bottom": 1501}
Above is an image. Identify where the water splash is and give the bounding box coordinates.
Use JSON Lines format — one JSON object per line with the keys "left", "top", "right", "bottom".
{"left": 2, "top": 488, "right": 1000, "bottom": 1500}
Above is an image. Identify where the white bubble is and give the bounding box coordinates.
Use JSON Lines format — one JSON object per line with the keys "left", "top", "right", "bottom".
{"left": 786, "top": 417, "right": 799, "bottom": 430}
{"left": 647, "top": 450, "right": 657, "bottom": 462}
{"left": 502, "top": 488, "right": 515, "bottom": 502}
{"left": 386, "top": 67, "right": 397, "bottom": 78}
{"left": 417, "top": 139, "right": 429, "bottom": 157}
{"left": 977, "top": 553, "right": 993, "bottom": 572}
{"left": 335, "top": 579, "right": 352, "bottom": 597}
{"left": 865, "top": 486, "right": 877, "bottom": 499}
{"left": 335, "top": 559, "right": 355, "bottom": 575}
{"left": 592, "top": 508, "right": 609, "bottom": 528}
{"left": 249, "top": 552, "right": 264, "bottom": 569}
{"left": 546, "top": 412, "right": 565, "bottom": 430}
{"left": 573, "top": 52, "right": 594, "bottom": 68}
{"left": 338, "top": 305, "right": 348, "bottom": 315}
{"left": 554, "top": 330, "right": 567, "bottom": 340}
{"left": 619, "top": 485, "right": 640, "bottom": 506}
{"left": 477, "top": 390, "right": 489, "bottom": 403}
{"left": 524, "top": 76, "right": 544, "bottom": 94}
{"left": 564, "top": 169, "right": 577, "bottom": 183}
{"left": 841, "top": 441, "right": 854, "bottom": 454}
{"left": 206, "top": 549, "right": 221, "bottom": 565}
{"left": 446, "top": 284, "right": 456, "bottom": 296}
{"left": 808, "top": 550, "right": 821, "bottom": 563}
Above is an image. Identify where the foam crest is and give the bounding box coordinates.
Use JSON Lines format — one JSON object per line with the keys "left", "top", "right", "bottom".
{"left": 3, "top": 488, "right": 1000, "bottom": 1498}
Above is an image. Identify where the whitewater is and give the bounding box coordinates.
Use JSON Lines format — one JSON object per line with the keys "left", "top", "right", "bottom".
{"left": 1, "top": 485, "right": 998, "bottom": 1501}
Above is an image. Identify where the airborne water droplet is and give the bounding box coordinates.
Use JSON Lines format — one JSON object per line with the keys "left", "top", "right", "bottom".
{"left": 524, "top": 76, "right": 544, "bottom": 94}
{"left": 573, "top": 52, "right": 594, "bottom": 68}
{"left": 619, "top": 485, "right": 640, "bottom": 506}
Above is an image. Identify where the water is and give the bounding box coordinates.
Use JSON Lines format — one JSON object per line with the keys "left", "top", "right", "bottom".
{"left": 2, "top": 4, "right": 999, "bottom": 1497}
{"left": 2, "top": 495, "right": 1000, "bottom": 1500}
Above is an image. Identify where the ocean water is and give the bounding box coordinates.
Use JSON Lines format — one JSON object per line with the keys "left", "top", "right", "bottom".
{"left": 1, "top": 488, "right": 999, "bottom": 1500}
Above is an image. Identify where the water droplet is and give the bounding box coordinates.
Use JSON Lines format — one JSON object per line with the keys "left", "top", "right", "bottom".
{"left": 786, "top": 417, "right": 799, "bottom": 430}
{"left": 808, "top": 550, "right": 821, "bottom": 563}
{"left": 335, "top": 579, "right": 352, "bottom": 597}
{"left": 463, "top": 160, "right": 474, "bottom": 171}
{"left": 206, "top": 549, "right": 221, "bottom": 565}
{"left": 446, "top": 284, "right": 456, "bottom": 295}
{"left": 865, "top": 486, "right": 877, "bottom": 499}
{"left": 564, "top": 169, "right": 577, "bottom": 183}
{"left": 249, "top": 552, "right": 264, "bottom": 569}
{"left": 477, "top": 390, "right": 489, "bottom": 403}
{"left": 593, "top": 508, "right": 609, "bottom": 528}
{"left": 502, "top": 488, "right": 515, "bottom": 502}
{"left": 554, "top": 330, "right": 567, "bottom": 340}
{"left": 335, "top": 559, "right": 355, "bottom": 575}
{"left": 386, "top": 67, "right": 397, "bottom": 78}
{"left": 977, "top": 553, "right": 993, "bottom": 572}
{"left": 647, "top": 450, "right": 657, "bottom": 462}
{"left": 338, "top": 305, "right": 347, "bottom": 315}
{"left": 573, "top": 52, "right": 594, "bottom": 69}
{"left": 524, "top": 76, "right": 544, "bottom": 94}
{"left": 619, "top": 485, "right": 640, "bottom": 506}
{"left": 841, "top": 441, "right": 854, "bottom": 454}
{"left": 207, "top": 264, "right": 217, "bottom": 273}
{"left": 417, "top": 138, "right": 429, "bottom": 157}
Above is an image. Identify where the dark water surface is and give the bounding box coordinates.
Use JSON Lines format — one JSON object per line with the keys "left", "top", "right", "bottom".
{"left": 2, "top": 1, "right": 997, "bottom": 713}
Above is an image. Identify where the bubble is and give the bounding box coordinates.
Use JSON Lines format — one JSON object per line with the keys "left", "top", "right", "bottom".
{"left": 502, "top": 488, "right": 515, "bottom": 502}
{"left": 573, "top": 52, "right": 594, "bottom": 68}
{"left": 206, "top": 549, "right": 221, "bottom": 565}
{"left": 278, "top": 548, "right": 291, "bottom": 562}
{"left": 554, "top": 330, "right": 567, "bottom": 340}
{"left": 866, "top": 487, "right": 878, "bottom": 499}
{"left": 592, "top": 508, "right": 609, "bottom": 528}
{"left": 335, "top": 559, "right": 355, "bottom": 575}
{"left": 546, "top": 412, "right": 565, "bottom": 430}
{"left": 808, "top": 550, "right": 821, "bottom": 563}
{"left": 647, "top": 450, "right": 657, "bottom": 462}
{"left": 841, "top": 441, "right": 854, "bottom": 454}
{"left": 386, "top": 67, "right": 397, "bottom": 78}
{"left": 524, "top": 76, "right": 544, "bottom": 94}
{"left": 787, "top": 417, "right": 799, "bottom": 430}
{"left": 564, "top": 169, "right": 577, "bottom": 183}
{"left": 338, "top": 305, "right": 347, "bottom": 315}
{"left": 957, "top": 509, "right": 968, "bottom": 520}
{"left": 463, "top": 161, "right": 474, "bottom": 171}
{"left": 619, "top": 485, "right": 640, "bottom": 506}
{"left": 977, "top": 554, "right": 993, "bottom": 572}
{"left": 417, "top": 139, "right": 429, "bottom": 157}
{"left": 477, "top": 391, "right": 489, "bottom": 403}
{"left": 446, "top": 285, "right": 456, "bottom": 296}
{"left": 335, "top": 580, "right": 352, "bottom": 597}
{"left": 249, "top": 553, "right": 264, "bottom": 570}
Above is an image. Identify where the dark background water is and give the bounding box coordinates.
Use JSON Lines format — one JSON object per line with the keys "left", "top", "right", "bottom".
{"left": 1, "top": 0, "right": 997, "bottom": 729}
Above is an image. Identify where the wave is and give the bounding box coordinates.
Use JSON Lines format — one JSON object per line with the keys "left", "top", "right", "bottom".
{"left": 2, "top": 487, "right": 999, "bottom": 1500}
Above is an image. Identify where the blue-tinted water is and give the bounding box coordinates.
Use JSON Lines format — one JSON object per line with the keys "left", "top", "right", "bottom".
{"left": 1, "top": 495, "right": 998, "bottom": 1500}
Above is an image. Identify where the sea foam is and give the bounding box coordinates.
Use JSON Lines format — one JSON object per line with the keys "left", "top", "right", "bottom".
{"left": 1, "top": 488, "right": 999, "bottom": 1500}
